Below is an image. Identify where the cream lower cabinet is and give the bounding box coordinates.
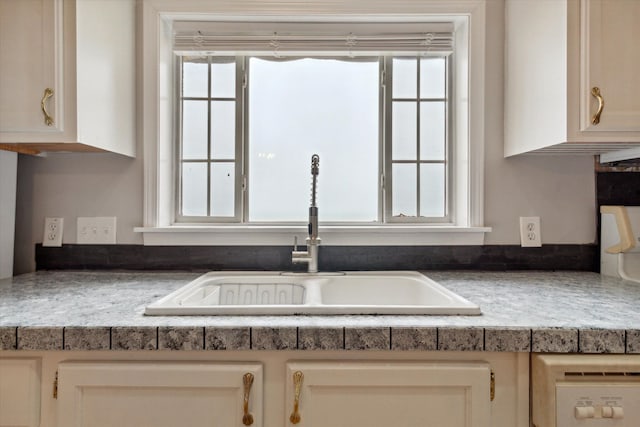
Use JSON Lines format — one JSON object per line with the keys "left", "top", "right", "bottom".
{"left": 5, "top": 351, "right": 526, "bottom": 427}
{"left": 56, "top": 360, "right": 491, "bottom": 427}
{"left": 285, "top": 361, "right": 491, "bottom": 427}
{"left": 0, "top": 359, "right": 41, "bottom": 427}
{"left": 56, "top": 362, "right": 263, "bottom": 427}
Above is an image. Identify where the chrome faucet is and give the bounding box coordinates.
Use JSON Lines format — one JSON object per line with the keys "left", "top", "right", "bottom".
{"left": 292, "top": 154, "right": 321, "bottom": 273}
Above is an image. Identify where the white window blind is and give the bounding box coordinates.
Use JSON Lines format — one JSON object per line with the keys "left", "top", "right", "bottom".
{"left": 173, "top": 21, "right": 454, "bottom": 56}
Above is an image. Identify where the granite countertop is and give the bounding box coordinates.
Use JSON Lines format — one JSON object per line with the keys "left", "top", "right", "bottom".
{"left": 1, "top": 270, "right": 639, "bottom": 353}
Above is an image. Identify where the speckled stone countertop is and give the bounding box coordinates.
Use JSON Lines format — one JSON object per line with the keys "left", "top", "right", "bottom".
{"left": 1, "top": 270, "right": 639, "bottom": 353}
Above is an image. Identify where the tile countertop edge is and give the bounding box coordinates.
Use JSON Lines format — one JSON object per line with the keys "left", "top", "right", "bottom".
{"left": 1, "top": 325, "right": 639, "bottom": 353}
{"left": 2, "top": 270, "right": 640, "bottom": 354}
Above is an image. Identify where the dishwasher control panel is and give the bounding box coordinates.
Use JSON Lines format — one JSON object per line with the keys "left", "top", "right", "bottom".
{"left": 532, "top": 355, "right": 640, "bottom": 427}
{"left": 556, "top": 383, "right": 640, "bottom": 426}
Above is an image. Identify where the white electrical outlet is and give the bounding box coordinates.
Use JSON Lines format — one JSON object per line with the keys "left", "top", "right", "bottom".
{"left": 42, "top": 217, "right": 64, "bottom": 247}
{"left": 519, "top": 216, "right": 542, "bottom": 247}
{"left": 77, "top": 217, "right": 117, "bottom": 244}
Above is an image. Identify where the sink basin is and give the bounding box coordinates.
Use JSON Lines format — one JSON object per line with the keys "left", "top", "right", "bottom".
{"left": 144, "top": 271, "right": 480, "bottom": 316}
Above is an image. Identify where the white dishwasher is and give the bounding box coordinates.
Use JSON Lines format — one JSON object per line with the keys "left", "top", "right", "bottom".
{"left": 532, "top": 355, "right": 640, "bottom": 427}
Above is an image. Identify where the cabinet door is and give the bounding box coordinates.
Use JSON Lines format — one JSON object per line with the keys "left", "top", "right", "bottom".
{"left": 0, "top": 359, "right": 41, "bottom": 427}
{"left": 582, "top": 0, "right": 640, "bottom": 132}
{"left": 0, "top": 0, "right": 63, "bottom": 134}
{"left": 57, "top": 362, "right": 263, "bottom": 427}
{"left": 285, "top": 361, "right": 491, "bottom": 427}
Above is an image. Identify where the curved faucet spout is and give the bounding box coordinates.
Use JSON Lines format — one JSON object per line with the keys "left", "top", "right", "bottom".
{"left": 292, "top": 154, "right": 321, "bottom": 273}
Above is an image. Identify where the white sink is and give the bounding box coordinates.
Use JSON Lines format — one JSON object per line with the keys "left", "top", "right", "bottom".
{"left": 144, "top": 271, "right": 480, "bottom": 316}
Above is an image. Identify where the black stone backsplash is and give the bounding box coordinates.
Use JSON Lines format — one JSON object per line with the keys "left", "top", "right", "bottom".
{"left": 597, "top": 172, "right": 640, "bottom": 207}
{"left": 36, "top": 243, "right": 598, "bottom": 272}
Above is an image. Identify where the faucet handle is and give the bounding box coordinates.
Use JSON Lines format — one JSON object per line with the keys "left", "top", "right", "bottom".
{"left": 293, "top": 236, "right": 298, "bottom": 251}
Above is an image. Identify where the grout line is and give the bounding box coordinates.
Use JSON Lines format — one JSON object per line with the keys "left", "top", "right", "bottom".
{"left": 528, "top": 329, "right": 532, "bottom": 352}
{"left": 62, "top": 327, "right": 66, "bottom": 350}
{"left": 342, "top": 327, "right": 346, "bottom": 350}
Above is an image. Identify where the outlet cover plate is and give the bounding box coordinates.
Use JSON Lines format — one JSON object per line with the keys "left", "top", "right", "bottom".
{"left": 77, "top": 217, "right": 117, "bottom": 244}
{"left": 519, "top": 216, "right": 542, "bottom": 247}
{"left": 43, "top": 217, "right": 64, "bottom": 247}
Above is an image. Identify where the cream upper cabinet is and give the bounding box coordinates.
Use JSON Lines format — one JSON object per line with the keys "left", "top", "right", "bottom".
{"left": 0, "top": 359, "right": 41, "bottom": 427}
{"left": 0, "top": 0, "right": 59, "bottom": 137}
{"left": 0, "top": 0, "right": 135, "bottom": 157}
{"left": 580, "top": 0, "right": 640, "bottom": 133}
{"left": 285, "top": 361, "right": 491, "bottom": 427}
{"left": 56, "top": 361, "right": 264, "bottom": 427}
{"left": 504, "top": 0, "right": 640, "bottom": 157}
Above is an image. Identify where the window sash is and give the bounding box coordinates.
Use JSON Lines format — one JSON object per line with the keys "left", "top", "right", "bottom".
{"left": 383, "top": 56, "right": 452, "bottom": 224}
{"left": 175, "top": 56, "right": 245, "bottom": 223}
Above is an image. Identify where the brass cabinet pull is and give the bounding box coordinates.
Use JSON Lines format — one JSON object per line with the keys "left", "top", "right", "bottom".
{"left": 242, "top": 373, "right": 254, "bottom": 426}
{"left": 289, "top": 371, "right": 304, "bottom": 424}
{"left": 490, "top": 370, "right": 495, "bottom": 401}
{"left": 41, "top": 87, "right": 54, "bottom": 126}
{"left": 591, "top": 86, "right": 604, "bottom": 125}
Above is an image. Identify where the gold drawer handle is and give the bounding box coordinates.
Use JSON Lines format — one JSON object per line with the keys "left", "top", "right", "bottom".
{"left": 242, "top": 373, "right": 254, "bottom": 426}
{"left": 289, "top": 371, "right": 304, "bottom": 424}
{"left": 591, "top": 86, "right": 604, "bottom": 125}
{"left": 41, "top": 87, "right": 54, "bottom": 126}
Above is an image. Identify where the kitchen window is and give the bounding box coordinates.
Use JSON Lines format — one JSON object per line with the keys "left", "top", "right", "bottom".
{"left": 177, "top": 53, "right": 450, "bottom": 224}
{"left": 138, "top": 1, "right": 489, "bottom": 245}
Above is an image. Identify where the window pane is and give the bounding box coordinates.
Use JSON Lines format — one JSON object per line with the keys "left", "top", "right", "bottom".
{"left": 249, "top": 151, "right": 302, "bottom": 221}
{"left": 420, "top": 101, "right": 446, "bottom": 161}
{"left": 420, "top": 57, "right": 446, "bottom": 99}
{"left": 392, "top": 102, "right": 417, "bottom": 160}
{"left": 211, "top": 163, "right": 235, "bottom": 217}
{"left": 211, "top": 60, "right": 235, "bottom": 98}
{"left": 392, "top": 163, "right": 416, "bottom": 217}
{"left": 420, "top": 163, "right": 446, "bottom": 217}
{"left": 248, "top": 57, "right": 379, "bottom": 222}
{"left": 182, "top": 57, "right": 208, "bottom": 98}
{"left": 182, "top": 162, "right": 207, "bottom": 216}
{"left": 182, "top": 100, "right": 208, "bottom": 159}
{"left": 392, "top": 58, "right": 417, "bottom": 99}
{"left": 211, "top": 101, "right": 235, "bottom": 159}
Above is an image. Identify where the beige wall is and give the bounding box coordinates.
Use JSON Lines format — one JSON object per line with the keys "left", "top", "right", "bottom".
{"left": 1, "top": 151, "right": 17, "bottom": 278}
{"left": 12, "top": 0, "right": 596, "bottom": 274}
{"left": 14, "top": 152, "right": 144, "bottom": 274}
{"left": 481, "top": 0, "right": 595, "bottom": 244}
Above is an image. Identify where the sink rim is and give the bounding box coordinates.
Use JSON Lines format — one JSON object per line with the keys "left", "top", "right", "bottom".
{"left": 144, "top": 271, "right": 481, "bottom": 316}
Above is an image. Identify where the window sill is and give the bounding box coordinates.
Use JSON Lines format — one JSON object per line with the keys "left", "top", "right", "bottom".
{"left": 133, "top": 225, "right": 492, "bottom": 246}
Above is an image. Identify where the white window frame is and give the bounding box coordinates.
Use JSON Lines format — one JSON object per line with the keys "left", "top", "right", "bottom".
{"left": 136, "top": 0, "right": 490, "bottom": 246}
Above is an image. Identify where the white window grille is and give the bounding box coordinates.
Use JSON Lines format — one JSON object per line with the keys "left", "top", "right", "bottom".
{"left": 175, "top": 22, "right": 453, "bottom": 225}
